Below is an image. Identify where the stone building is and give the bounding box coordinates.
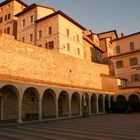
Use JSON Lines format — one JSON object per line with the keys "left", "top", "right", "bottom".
{"left": 0, "top": 0, "right": 140, "bottom": 123}
{"left": 0, "top": 0, "right": 28, "bottom": 37}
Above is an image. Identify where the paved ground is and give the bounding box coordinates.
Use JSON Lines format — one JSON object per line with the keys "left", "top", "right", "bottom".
{"left": 0, "top": 114, "right": 140, "bottom": 140}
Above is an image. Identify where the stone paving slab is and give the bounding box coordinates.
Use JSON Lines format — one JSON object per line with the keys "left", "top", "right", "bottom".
{"left": 0, "top": 114, "right": 140, "bottom": 140}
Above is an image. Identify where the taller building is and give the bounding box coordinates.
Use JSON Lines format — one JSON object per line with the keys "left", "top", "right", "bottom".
{"left": 110, "top": 32, "right": 140, "bottom": 88}
{"left": 16, "top": 3, "right": 55, "bottom": 45}
{"left": 0, "top": 0, "right": 28, "bottom": 38}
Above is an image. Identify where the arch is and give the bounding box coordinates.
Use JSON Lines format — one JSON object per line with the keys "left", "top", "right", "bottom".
{"left": 71, "top": 92, "right": 80, "bottom": 116}
{"left": 128, "top": 94, "right": 140, "bottom": 112}
{"left": 82, "top": 93, "right": 89, "bottom": 117}
{"left": 116, "top": 95, "right": 126, "bottom": 102}
{"left": 0, "top": 85, "right": 19, "bottom": 120}
{"left": 105, "top": 95, "right": 109, "bottom": 112}
{"left": 42, "top": 89, "right": 56, "bottom": 118}
{"left": 98, "top": 94, "right": 103, "bottom": 113}
{"left": 115, "top": 95, "right": 127, "bottom": 113}
{"left": 22, "top": 87, "right": 39, "bottom": 121}
{"left": 91, "top": 94, "right": 97, "bottom": 114}
{"left": 110, "top": 95, "right": 115, "bottom": 112}
{"left": 58, "top": 91, "right": 69, "bottom": 117}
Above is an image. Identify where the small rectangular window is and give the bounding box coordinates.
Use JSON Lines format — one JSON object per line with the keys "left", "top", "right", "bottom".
{"left": 5, "top": 15, "right": 7, "bottom": 21}
{"left": 77, "top": 34, "right": 79, "bottom": 42}
{"left": 66, "top": 28, "right": 69, "bottom": 36}
{"left": 30, "top": 15, "right": 33, "bottom": 23}
{"left": 30, "top": 34, "right": 33, "bottom": 42}
{"left": 130, "top": 57, "right": 138, "bottom": 66}
{"left": 22, "top": 37, "right": 25, "bottom": 42}
{"left": 23, "top": 19, "right": 25, "bottom": 27}
{"left": 116, "top": 60, "right": 123, "bottom": 68}
{"left": 130, "top": 42, "right": 134, "bottom": 51}
{"left": 7, "top": 27, "right": 10, "bottom": 34}
{"left": 48, "top": 26, "right": 52, "bottom": 35}
{"left": 77, "top": 48, "right": 80, "bottom": 55}
{"left": 116, "top": 46, "right": 120, "bottom": 54}
{"left": 46, "top": 41, "right": 54, "bottom": 49}
{"left": 8, "top": 13, "right": 11, "bottom": 20}
{"left": 0, "top": 17, "right": 3, "bottom": 23}
{"left": 38, "top": 30, "right": 42, "bottom": 39}
{"left": 67, "top": 43, "right": 70, "bottom": 51}
{"left": 131, "top": 74, "right": 140, "bottom": 82}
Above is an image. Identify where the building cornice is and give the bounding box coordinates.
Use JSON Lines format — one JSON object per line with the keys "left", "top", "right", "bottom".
{"left": 110, "top": 49, "right": 140, "bottom": 58}
{"left": 0, "top": 0, "right": 28, "bottom": 8}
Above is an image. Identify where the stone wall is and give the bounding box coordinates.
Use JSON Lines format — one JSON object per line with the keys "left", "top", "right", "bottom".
{"left": 0, "top": 34, "right": 109, "bottom": 90}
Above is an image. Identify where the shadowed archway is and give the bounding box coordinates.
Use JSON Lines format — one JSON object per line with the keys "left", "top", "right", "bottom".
{"left": 128, "top": 94, "right": 140, "bottom": 112}
{"left": 91, "top": 94, "right": 97, "bottom": 114}
{"left": 22, "top": 87, "right": 39, "bottom": 121}
{"left": 58, "top": 91, "right": 69, "bottom": 117}
{"left": 105, "top": 95, "right": 109, "bottom": 112}
{"left": 42, "top": 89, "right": 56, "bottom": 118}
{"left": 0, "top": 85, "right": 19, "bottom": 121}
{"left": 98, "top": 94, "right": 103, "bottom": 113}
{"left": 71, "top": 92, "right": 80, "bottom": 116}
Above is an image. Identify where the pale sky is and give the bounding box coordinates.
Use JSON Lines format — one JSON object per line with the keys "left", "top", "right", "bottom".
{"left": 1, "top": 0, "right": 140, "bottom": 36}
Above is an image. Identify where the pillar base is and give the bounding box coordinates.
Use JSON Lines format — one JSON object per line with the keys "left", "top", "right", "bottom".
{"left": 17, "top": 119, "right": 23, "bottom": 123}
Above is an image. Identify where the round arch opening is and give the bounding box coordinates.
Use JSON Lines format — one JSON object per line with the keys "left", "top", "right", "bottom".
{"left": 71, "top": 92, "right": 80, "bottom": 116}
{"left": 42, "top": 89, "right": 56, "bottom": 118}
{"left": 22, "top": 87, "right": 39, "bottom": 121}
{"left": 0, "top": 85, "right": 19, "bottom": 121}
{"left": 58, "top": 91, "right": 69, "bottom": 117}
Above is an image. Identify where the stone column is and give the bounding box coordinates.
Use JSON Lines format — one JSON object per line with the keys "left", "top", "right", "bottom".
{"left": 109, "top": 96, "right": 111, "bottom": 109}
{"left": 88, "top": 96, "right": 91, "bottom": 116}
{"left": 39, "top": 98, "right": 42, "bottom": 120}
{"left": 69, "top": 99, "right": 71, "bottom": 117}
{"left": 17, "top": 97, "right": 23, "bottom": 123}
{"left": 79, "top": 96, "right": 82, "bottom": 116}
{"left": 0, "top": 96, "right": 3, "bottom": 120}
{"left": 96, "top": 95, "right": 99, "bottom": 114}
{"left": 55, "top": 99, "right": 58, "bottom": 118}
{"left": 103, "top": 96, "right": 105, "bottom": 113}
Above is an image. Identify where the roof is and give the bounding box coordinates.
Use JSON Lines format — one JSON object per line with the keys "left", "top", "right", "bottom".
{"left": 16, "top": 3, "right": 55, "bottom": 17}
{"left": 83, "top": 34, "right": 103, "bottom": 52}
{"left": 35, "top": 10, "right": 86, "bottom": 30}
{"left": 0, "top": 0, "right": 28, "bottom": 8}
{"left": 111, "top": 32, "right": 140, "bottom": 42}
{"left": 110, "top": 49, "right": 140, "bottom": 58}
{"left": 97, "top": 30, "right": 118, "bottom": 38}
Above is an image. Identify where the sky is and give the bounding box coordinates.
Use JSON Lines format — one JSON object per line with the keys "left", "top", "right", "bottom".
{"left": 1, "top": 0, "right": 140, "bottom": 36}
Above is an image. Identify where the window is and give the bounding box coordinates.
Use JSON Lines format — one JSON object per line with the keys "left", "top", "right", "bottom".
{"left": 0, "top": 17, "right": 3, "bottom": 23}
{"left": 76, "top": 34, "right": 79, "bottom": 42}
{"left": 4, "top": 28, "right": 6, "bottom": 33}
{"left": 116, "top": 46, "right": 120, "bottom": 54}
{"left": 30, "top": 15, "right": 33, "bottom": 23}
{"left": 38, "top": 30, "right": 42, "bottom": 39}
{"left": 130, "top": 42, "right": 134, "bottom": 51}
{"left": 38, "top": 45, "right": 42, "bottom": 47}
{"left": 77, "top": 48, "right": 80, "bottom": 55}
{"left": 30, "top": 34, "right": 33, "bottom": 42}
{"left": 116, "top": 60, "right": 124, "bottom": 68}
{"left": 5, "top": 15, "right": 7, "bottom": 21}
{"left": 66, "top": 28, "right": 69, "bottom": 36}
{"left": 131, "top": 74, "right": 140, "bottom": 82}
{"left": 23, "top": 19, "right": 25, "bottom": 27}
{"left": 7, "top": 27, "right": 10, "bottom": 34}
{"left": 22, "top": 37, "right": 25, "bottom": 42}
{"left": 48, "top": 26, "right": 52, "bottom": 35}
{"left": 8, "top": 13, "right": 11, "bottom": 20}
{"left": 46, "top": 41, "right": 54, "bottom": 49}
{"left": 130, "top": 57, "right": 138, "bottom": 66}
{"left": 67, "top": 43, "right": 70, "bottom": 51}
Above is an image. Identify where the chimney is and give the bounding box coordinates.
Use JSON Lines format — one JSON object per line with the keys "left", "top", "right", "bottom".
{"left": 121, "top": 33, "right": 124, "bottom": 37}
